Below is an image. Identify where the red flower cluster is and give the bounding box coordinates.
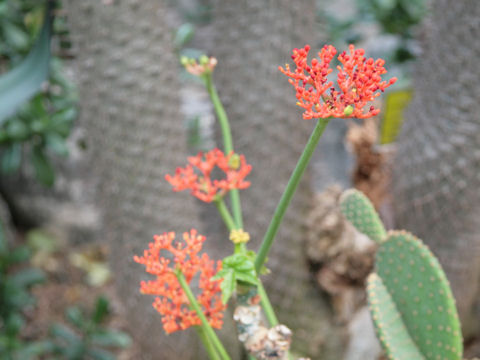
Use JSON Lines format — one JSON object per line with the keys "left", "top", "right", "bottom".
{"left": 165, "top": 148, "right": 252, "bottom": 202}
{"left": 134, "top": 229, "right": 225, "bottom": 334}
{"left": 279, "top": 44, "right": 397, "bottom": 119}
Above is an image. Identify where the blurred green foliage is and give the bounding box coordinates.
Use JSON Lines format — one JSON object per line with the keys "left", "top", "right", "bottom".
{"left": 0, "top": 0, "right": 77, "bottom": 186}
{"left": 50, "top": 296, "right": 132, "bottom": 360}
{"left": 324, "top": 0, "right": 427, "bottom": 64}
{"left": 0, "top": 220, "right": 53, "bottom": 359}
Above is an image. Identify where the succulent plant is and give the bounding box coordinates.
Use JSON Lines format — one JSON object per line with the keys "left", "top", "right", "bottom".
{"left": 340, "top": 189, "right": 463, "bottom": 360}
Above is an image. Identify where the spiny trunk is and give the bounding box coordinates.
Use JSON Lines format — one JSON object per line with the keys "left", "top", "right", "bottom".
{"left": 64, "top": 1, "right": 241, "bottom": 358}
{"left": 207, "top": 1, "right": 344, "bottom": 358}
{"left": 393, "top": 0, "right": 480, "bottom": 333}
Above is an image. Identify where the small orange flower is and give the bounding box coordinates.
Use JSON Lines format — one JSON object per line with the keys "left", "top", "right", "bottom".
{"left": 279, "top": 44, "right": 397, "bottom": 119}
{"left": 165, "top": 148, "right": 252, "bottom": 202}
{"left": 134, "top": 229, "right": 225, "bottom": 334}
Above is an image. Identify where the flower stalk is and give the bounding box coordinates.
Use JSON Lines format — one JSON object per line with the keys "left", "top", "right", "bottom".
{"left": 255, "top": 118, "right": 330, "bottom": 273}
{"left": 176, "top": 270, "right": 231, "bottom": 360}
{"left": 205, "top": 74, "right": 243, "bottom": 229}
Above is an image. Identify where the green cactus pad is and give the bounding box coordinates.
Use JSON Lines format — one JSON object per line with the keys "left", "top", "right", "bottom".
{"left": 376, "top": 231, "right": 463, "bottom": 360}
{"left": 367, "top": 273, "right": 426, "bottom": 360}
{"left": 339, "top": 189, "right": 386, "bottom": 243}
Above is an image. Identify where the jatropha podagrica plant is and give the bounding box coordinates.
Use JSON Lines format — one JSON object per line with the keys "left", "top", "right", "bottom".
{"left": 134, "top": 46, "right": 396, "bottom": 359}
{"left": 339, "top": 189, "right": 465, "bottom": 360}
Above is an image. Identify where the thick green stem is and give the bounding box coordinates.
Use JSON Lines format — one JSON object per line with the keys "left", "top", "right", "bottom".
{"left": 214, "top": 198, "right": 236, "bottom": 231}
{"left": 195, "top": 326, "right": 221, "bottom": 360}
{"left": 205, "top": 75, "right": 243, "bottom": 229}
{"left": 257, "top": 280, "right": 278, "bottom": 326}
{"left": 255, "top": 118, "right": 330, "bottom": 273}
{"left": 176, "top": 271, "right": 231, "bottom": 360}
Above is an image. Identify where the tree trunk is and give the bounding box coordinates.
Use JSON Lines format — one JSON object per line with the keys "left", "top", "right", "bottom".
{"left": 63, "top": 1, "right": 242, "bottom": 359}
{"left": 393, "top": 0, "right": 480, "bottom": 334}
{"left": 207, "top": 1, "right": 344, "bottom": 358}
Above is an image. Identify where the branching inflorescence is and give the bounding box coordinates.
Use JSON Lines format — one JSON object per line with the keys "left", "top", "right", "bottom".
{"left": 165, "top": 148, "right": 252, "bottom": 203}
{"left": 279, "top": 44, "right": 397, "bottom": 119}
{"left": 134, "top": 45, "right": 404, "bottom": 360}
{"left": 134, "top": 229, "right": 225, "bottom": 334}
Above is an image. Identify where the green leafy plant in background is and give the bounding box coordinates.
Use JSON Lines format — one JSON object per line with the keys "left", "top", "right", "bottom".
{"left": 356, "top": 0, "right": 426, "bottom": 63}
{"left": 0, "top": 0, "right": 77, "bottom": 186}
{"left": 0, "top": 220, "right": 53, "bottom": 359}
{"left": 50, "top": 296, "right": 132, "bottom": 360}
{"left": 340, "top": 189, "right": 465, "bottom": 360}
{"left": 324, "top": 0, "right": 427, "bottom": 65}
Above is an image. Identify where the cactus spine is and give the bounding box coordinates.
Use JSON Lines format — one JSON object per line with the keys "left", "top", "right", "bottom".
{"left": 340, "top": 189, "right": 463, "bottom": 360}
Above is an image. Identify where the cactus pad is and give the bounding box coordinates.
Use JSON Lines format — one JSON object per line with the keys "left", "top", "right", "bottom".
{"left": 367, "top": 273, "right": 426, "bottom": 360}
{"left": 339, "top": 189, "right": 386, "bottom": 243}
{"left": 375, "top": 231, "right": 463, "bottom": 360}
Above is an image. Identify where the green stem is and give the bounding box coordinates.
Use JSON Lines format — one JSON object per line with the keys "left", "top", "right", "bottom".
{"left": 214, "top": 198, "right": 236, "bottom": 231}
{"left": 255, "top": 118, "right": 330, "bottom": 273}
{"left": 176, "top": 271, "right": 231, "bottom": 360}
{"left": 205, "top": 75, "right": 243, "bottom": 229}
{"left": 195, "top": 326, "right": 221, "bottom": 360}
{"left": 257, "top": 280, "right": 278, "bottom": 326}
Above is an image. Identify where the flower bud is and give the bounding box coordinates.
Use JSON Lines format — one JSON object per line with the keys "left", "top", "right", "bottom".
{"left": 343, "top": 105, "right": 354, "bottom": 116}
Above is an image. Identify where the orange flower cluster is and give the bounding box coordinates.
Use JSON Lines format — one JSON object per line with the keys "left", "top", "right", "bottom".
{"left": 279, "top": 44, "right": 397, "bottom": 119}
{"left": 165, "top": 148, "right": 252, "bottom": 202}
{"left": 133, "top": 229, "right": 225, "bottom": 334}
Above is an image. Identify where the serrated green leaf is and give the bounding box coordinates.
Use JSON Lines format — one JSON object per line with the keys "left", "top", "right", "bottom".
{"left": 223, "top": 253, "right": 255, "bottom": 272}
{"left": 234, "top": 271, "right": 258, "bottom": 285}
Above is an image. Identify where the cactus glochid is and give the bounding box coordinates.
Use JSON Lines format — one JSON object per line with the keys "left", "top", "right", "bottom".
{"left": 340, "top": 189, "right": 463, "bottom": 360}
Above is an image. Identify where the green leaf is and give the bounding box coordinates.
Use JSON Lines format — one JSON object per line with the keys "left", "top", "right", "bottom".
{"left": 2, "top": 21, "right": 30, "bottom": 50}
{"left": 174, "top": 23, "right": 195, "bottom": 49}
{"left": 10, "top": 267, "right": 45, "bottom": 287}
{"left": 65, "top": 307, "right": 84, "bottom": 329}
{"left": 0, "top": 4, "right": 52, "bottom": 124}
{"left": 14, "top": 340, "right": 55, "bottom": 358}
{"left": 234, "top": 272, "right": 258, "bottom": 285}
{"left": 0, "top": 220, "right": 7, "bottom": 255}
{"left": 46, "top": 133, "right": 68, "bottom": 156}
{"left": 31, "top": 146, "right": 54, "bottom": 186}
{"left": 50, "top": 323, "right": 81, "bottom": 344}
{"left": 8, "top": 245, "right": 31, "bottom": 264}
{"left": 92, "top": 296, "right": 110, "bottom": 324}
{"left": 1, "top": 143, "right": 22, "bottom": 174}
{"left": 86, "top": 347, "right": 116, "bottom": 360}
{"left": 219, "top": 269, "right": 235, "bottom": 304}
{"left": 90, "top": 330, "right": 132, "bottom": 348}
{"left": 5, "top": 120, "right": 29, "bottom": 140}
